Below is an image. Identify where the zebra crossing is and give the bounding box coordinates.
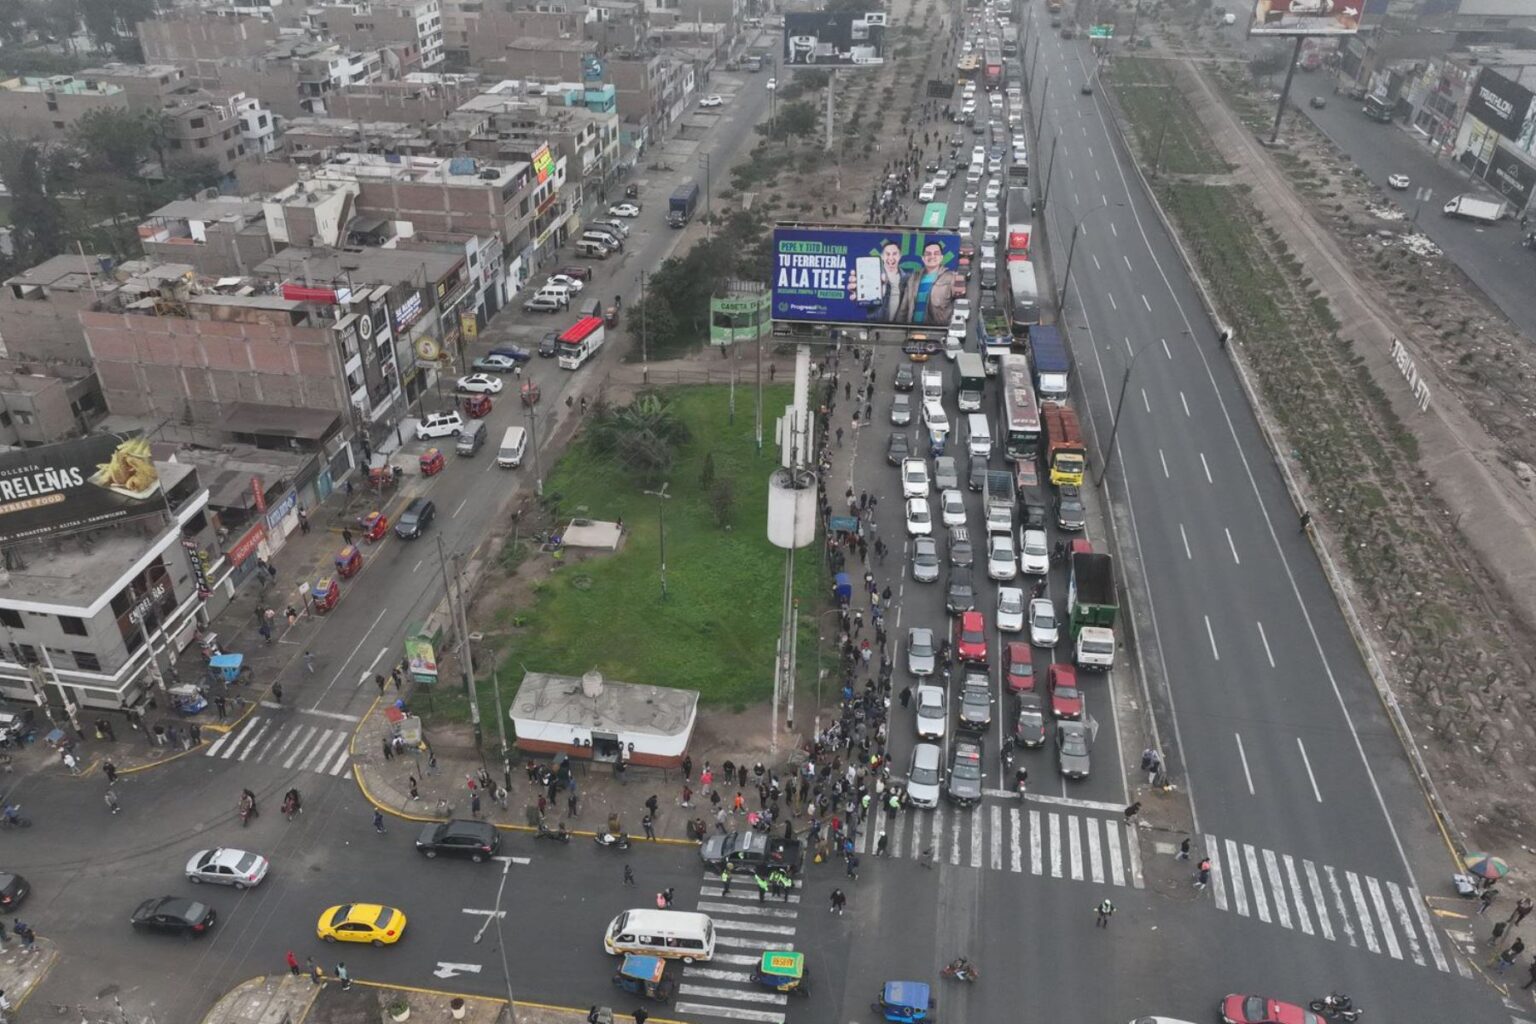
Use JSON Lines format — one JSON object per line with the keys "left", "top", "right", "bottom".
{"left": 674, "top": 875, "right": 805, "bottom": 1023}
{"left": 203, "top": 709, "right": 356, "bottom": 777}
{"left": 1202, "top": 833, "right": 1458, "bottom": 975}
{"left": 842, "top": 798, "right": 1145, "bottom": 888}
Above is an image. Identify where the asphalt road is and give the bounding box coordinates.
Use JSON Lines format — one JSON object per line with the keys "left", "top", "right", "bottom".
{"left": 1292, "top": 86, "right": 1536, "bottom": 342}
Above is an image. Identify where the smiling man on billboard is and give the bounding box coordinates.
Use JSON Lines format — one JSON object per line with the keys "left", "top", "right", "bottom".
{"left": 897, "top": 239, "right": 964, "bottom": 325}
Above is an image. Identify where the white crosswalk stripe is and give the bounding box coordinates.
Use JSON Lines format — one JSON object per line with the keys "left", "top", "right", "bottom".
{"left": 683, "top": 866, "right": 803, "bottom": 1024}
{"left": 1197, "top": 834, "right": 1452, "bottom": 973}
{"left": 204, "top": 715, "right": 352, "bottom": 776}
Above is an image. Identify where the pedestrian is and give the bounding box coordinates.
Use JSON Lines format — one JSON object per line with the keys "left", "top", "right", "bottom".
{"left": 1510, "top": 896, "right": 1534, "bottom": 927}
{"left": 642, "top": 813, "right": 655, "bottom": 840}
{"left": 0, "top": 919, "right": 9, "bottom": 945}
{"left": 471, "top": 791, "right": 482, "bottom": 820}
{"left": 633, "top": 1009, "right": 649, "bottom": 1024}
{"left": 259, "top": 621, "right": 272, "bottom": 645}
{"left": 1195, "top": 858, "right": 1211, "bottom": 890}
{"left": 190, "top": 723, "right": 202, "bottom": 746}
{"left": 1095, "top": 898, "right": 1116, "bottom": 927}
{"left": 409, "top": 776, "right": 419, "bottom": 801}
{"left": 336, "top": 963, "right": 352, "bottom": 990}
{"left": 13, "top": 922, "right": 33, "bottom": 955}
{"left": 1524, "top": 959, "right": 1536, "bottom": 989}
{"left": 846, "top": 852, "right": 860, "bottom": 879}
{"left": 682, "top": 754, "right": 693, "bottom": 781}
{"left": 373, "top": 810, "right": 386, "bottom": 834}
{"left": 343, "top": 527, "right": 354, "bottom": 546}
{"left": 304, "top": 651, "right": 315, "bottom": 674}
{"left": 754, "top": 870, "right": 770, "bottom": 903}
{"left": 63, "top": 751, "right": 79, "bottom": 775}
{"left": 383, "top": 735, "right": 394, "bottom": 761}
{"left": 829, "top": 887, "right": 847, "bottom": 915}
{"left": 624, "top": 864, "right": 636, "bottom": 886}
{"left": 877, "top": 832, "right": 889, "bottom": 857}
{"left": 105, "top": 788, "right": 121, "bottom": 814}
{"left": 1479, "top": 888, "right": 1497, "bottom": 915}
{"left": 661, "top": 886, "right": 674, "bottom": 909}
{"left": 1299, "top": 509, "right": 1312, "bottom": 532}
{"left": 103, "top": 760, "right": 118, "bottom": 784}
{"left": 309, "top": 959, "right": 324, "bottom": 986}
{"left": 720, "top": 866, "right": 733, "bottom": 894}
{"left": 1123, "top": 801, "right": 1141, "bottom": 824}
{"left": 1496, "top": 938, "right": 1525, "bottom": 972}
{"left": 287, "top": 950, "right": 301, "bottom": 976}
{"left": 272, "top": 683, "right": 283, "bottom": 704}
{"left": 681, "top": 784, "right": 693, "bottom": 808}
{"left": 645, "top": 793, "right": 659, "bottom": 817}
{"left": 1176, "top": 837, "right": 1191, "bottom": 861}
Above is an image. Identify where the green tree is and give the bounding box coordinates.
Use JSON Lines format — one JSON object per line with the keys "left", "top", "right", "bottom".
{"left": 1248, "top": 46, "right": 1288, "bottom": 81}
{"left": 79, "top": 0, "right": 155, "bottom": 48}
{"left": 586, "top": 393, "right": 692, "bottom": 480}
{"left": 4, "top": 143, "right": 66, "bottom": 267}
{"left": 708, "top": 479, "right": 735, "bottom": 528}
{"left": 71, "top": 107, "right": 150, "bottom": 178}
{"left": 699, "top": 450, "right": 716, "bottom": 491}
{"left": 775, "top": 101, "right": 819, "bottom": 141}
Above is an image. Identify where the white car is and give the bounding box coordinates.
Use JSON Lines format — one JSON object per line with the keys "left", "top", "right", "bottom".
{"left": 972, "top": 145, "right": 986, "bottom": 163}
{"left": 983, "top": 200, "right": 1000, "bottom": 218}
{"left": 987, "top": 531, "right": 1017, "bottom": 580}
{"left": 902, "top": 457, "right": 931, "bottom": 498}
{"left": 915, "top": 684, "right": 946, "bottom": 737}
{"left": 958, "top": 216, "right": 975, "bottom": 236}
{"left": 186, "top": 848, "right": 270, "bottom": 889}
{"left": 933, "top": 169, "right": 951, "bottom": 188}
{"left": 923, "top": 400, "right": 950, "bottom": 435}
{"left": 1388, "top": 173, "right": 1410, "bottom": 190}
{"left": 456, "top": 373, "right": 504, "bottom": 394}
{"left": 607, "top": 203, "right": 641, "bottom": 218}
{"left": 906, "top": 497, "right": 934, "bottom": 536}
{"left": 949, "top": 308, "right": 970, "bottom": 332}
{"left": 766, "top": 78, "right": 777, "bottom": 90}
{"left": 546, "top": 273, "right": 586, "bottom": 293}
{"left": 918, "top": 182, "right": 938, "bottom": 202}
{"left": 983, "top": 222, "right": 999, "bottom": 244}
{"left": 941, "top": 488, "right": 967, "bottom": 527}
{"left": 1020, "top": 528, "right": 1050, "bottom": 575}
{"left": 908, "top": 742, "right": 943, "bottom": 809}
{"left": 699, "top": 94, "right": 724, "bottom": 107}
{"left": 1029, "top": 598, "right": 1059, "bottom": 648}
{"left": 985, "top": 180, "right": 1003, "bottom": 200}
{"left": 952, "top": 296, "right": 971, "bottom": 318}
{"left": 996, "top": 586, "right": 1026, "bottom": 632}
{"left": 962, "top": 195, "right": 979, "bottom": 214}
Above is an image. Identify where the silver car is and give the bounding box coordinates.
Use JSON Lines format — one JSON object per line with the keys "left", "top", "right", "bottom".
{"left": 891, "top": 394, "right": 913, "bottom": 425}
{"left": 915, "top": 684, "right": 947, "bottom": 738}
{"left": 1056, "top": 720, "right": 1091, "bottom": 779}
{"left": 185, "top": 848, "right": 270, "bottom": 889}
{"left": 933, "top": 456, "right": 960, "bottom": 491}
{"left": 907, "top": 626, "right": 936, "bottom": 676}
{"left": 908, "top": 742, "right": 943, "bottom": 808}
{"left": 912, "top": 536, "right": 941, "bottom": 583}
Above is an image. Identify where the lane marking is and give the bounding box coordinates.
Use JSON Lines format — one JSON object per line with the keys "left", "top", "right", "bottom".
{"left": 1347, "top": 870, "right": 1378, "bottom": 953}
{"left": 1367, "top": 874, "right": 1402, "bottom": 959}
{"left": 1160, "top": 337, "right": 1172, "bottom": 359}
{"left": 1141, "top": 388, "right": 1151, "bottom": 413}
{"left": 1304, "top": 859, "right": 1335, "bottom": 940}
{"left": 1205, "top": 616, "right": 1221, "bottom": 661}
{"left": 1225, "top": 838, "right": 1248, "bottom": 916}
{"left": 1205, "top": 834, "right": 1228, "bottom": 911}
{"left": 1029, "top": 809, "right": 1043, "bottom": 875}
{"left": 1296, "top": 738, "right": 1322, "bottom": 802}
{"left": 970, "top": 805, "right": 983, "bottom": 869}
{"left": 1141, "top": 293, "right": 1151, "bottom": 312}
{"left": 1010, "top": 806, "right": 1022, "bottom": 873}
{"left": 1086, "top": 815, "right": 1105, "bottom": 883}
{"left": 989, "top": 804, "right": 1003, "bottom": 871}
{"left": 1123, "top": 255, "right": 1132, "bottom": 271}
{"left": 1409, "top": 887, "right": 1451, "bottom": 971}
{"left": 676, "top": 985, "right": 786, "bottom": 1005}
{"left": 1158, "top": 449, "right": 1169, "bottom": 478}
{"left": 1179, "top": 524, "right": 1192, "bottom": 560}
{"left": 1233, "top": 732, "right": 1253, "bottom": 794}
{"left": 1388, "top": 881, "right": 1425, "bottom": 966}
{"left": 1179, "top": 392, "right": 1190, "bottom": 417}
{"left": 1244, "top": 843, "right": 1272, "bottom": 923}
{"left": 1283, "top": 854, "right": 1314, "bottom": 935}
{"left": 1107, "top": 292, "right": 1117, "bottom": 310}
{"left": 1049, "top": 811, "right": 1063, "bottom": 877}
{"left": 1067, "top": 813, "right": 1083, "bottom": 881}
{"left": 1256, "top": 622, "right": 1275, "bottom": 667}
{"left": 1125, "top": 822, "right": 1144, "bottom": 889}
{"left": 1224, "top": 528, "right": 1240, "bottom": 564}
{"left": 1199, "top": 452, "right": 1213, "bottom": 483}
{"left": 1264, "top": 848, "right": 1293, "bottom": 930}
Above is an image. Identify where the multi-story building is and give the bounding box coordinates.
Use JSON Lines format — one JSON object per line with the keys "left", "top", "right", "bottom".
{"left": 458, "top": 7, "right": 589, "bottom": 68}
{"left": 0, "top": 75, "right": 129, "bottom": 141}
{"left": 138, "top": 11, "right": 284, "bottom": 64}
{"left": 0, "top": 362, "right": 106, "bottom": 447}
{"left": 173, "top": 40, "right": 386, "bottom": 119}
{"left": 137, "top": 197, "right": 276, "bottom": 278}
{"left": 607, "top": 50, "right": 695, "bottom": 144}
{"left": 234, "top": 92, "right": 281, "bottom": 155}
{"left": 460, "top": 81, "right": 623, "bottom": 197}
{"left": 76, "top": 63, "right": 196, "bottom": 113}
{"left": 161, "top": 92, "right": 248, "bottom": 174}
{"left": 308, "top": 0, "right": 446, "bottom": 71}
{"left": 0, "top": 254, "right": 118, "bottom": 365}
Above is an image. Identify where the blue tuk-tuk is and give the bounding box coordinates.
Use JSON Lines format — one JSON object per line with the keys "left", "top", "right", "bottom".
{"left": 871, "top": 980, "right": 934, "bottom": 1023}
{"left": 834, "top": 572, "right": 852, "bottom": 606}
{"left": 209, "top": 653, "right": 245, "bottom": 684}
{"left": 612, "top": 954, "right": 674, "bottom": 1002}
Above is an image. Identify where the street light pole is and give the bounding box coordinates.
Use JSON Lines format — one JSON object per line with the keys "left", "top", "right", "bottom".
{"left": 1057, "top": 201, "right": 1122, "bottom": 314}
{"left": 642, "top": 483, "right": 671, "bottom": 599}
{"left": 700, "top": 152, "right": 712, "bottom": 238}
{"left": 1095, "top": 338, "right": 1157, "bottom": 488}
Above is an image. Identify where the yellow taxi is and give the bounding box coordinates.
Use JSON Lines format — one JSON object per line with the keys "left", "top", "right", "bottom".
{"left": 316, "top": 903, "right": 407, "bottom": 946}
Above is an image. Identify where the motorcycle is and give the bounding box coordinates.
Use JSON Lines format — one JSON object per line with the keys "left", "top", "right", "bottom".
{"left": 1014, "top": 767, "right": 1029, "bottom": 795}
{"left": 1001, "top": 745, "right": 1015, "bottom": 772}
{"left": 941, "top": 958, "right": 979, "bottom": 983}
{"left": 1308, "top": 995, "right": 1362, "bottom": 1022}
{"left": 595, "top": 831, "right": 631, "bottom": 851}
{"left": 0, "top": 804, "right": 30, "bottom": 829}
{"left": 537, "top": 821, "right": 571, "bottom": 843}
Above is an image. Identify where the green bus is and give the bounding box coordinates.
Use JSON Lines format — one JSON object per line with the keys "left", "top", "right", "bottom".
{"left": 921, "top": 203, "right": 949, "bottom": 229}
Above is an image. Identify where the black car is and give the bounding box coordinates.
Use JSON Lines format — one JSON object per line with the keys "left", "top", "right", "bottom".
{"left": 958, "top": 675, "right": 993, "bottom": 732}
{"left": 0, "top": 871, "right": 28, "bottom": 910}
{"left": 394, "top": 497, "right": 436, "bottom": 539}
{"left": 538, "top": 331, "right": 560, "bottom": 357}
{"left": 1013, "top": 693, "right": 1047, "bottom": 748}
{"left": 946, "top": 573, "right": 976, "bottom": 615}
{"left": 967, "top": 455, "right": 988, "bottom": 492}
{"left": 887, "top": 432, "right": 911, "bottom": 466}
{"left": 947, "top": 736, "right": 985, "bottom": 807}
{"left": 948, "top": 528, "right": 973, "bottom": 568}
{"left": 1309, "top": 95, "right": 1327, "bottom": 109}
{"left": 487, "top": 345, "right": 533, "bottom": 364}
{"left": 131, "top": 896, "right": 216, "bottom": 937}
{"left": 894, "top": 363, "right": 916, "bottom": 392}
{"left": 1056, "top": 484, "right": 1086, "bottom": 531}
{"left": 416, "top": 819, "right": 500, "bottom": 862}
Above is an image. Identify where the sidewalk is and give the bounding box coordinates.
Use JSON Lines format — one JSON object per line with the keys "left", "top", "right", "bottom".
{"left": 1, "top": 936, "right": 59, "bottom": 1016}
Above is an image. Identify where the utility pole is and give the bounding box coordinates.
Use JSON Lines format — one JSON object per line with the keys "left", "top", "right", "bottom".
{"left": 700, "top": 152, "right": 712, "bottom": 238}
{"left": 640, "top": 270, "right": 649, "bottom": 384}
{"left": 437, "top": 536, "right": 482, "bottom": 747}
{"left": 825, "top": 69, "right": 836, "bottom": 151}
{"left": 641, "top": 483, "right": 671, "bottom": 599}
{"left": 526, "top": 399, "right": 543, "bottom": 496}
{"left": 491, "top": 665, "right": 512, "bottom": 794}
{"left": 1269, "top": 36, "right": 1306, "bottom": 145}
{"left": 1096, "top": 339, "right": 1156, "bottom": 487}
{"left": 1035, "top": 75, "right": 1049, "bottom": 141}
{"left": 1042, "top": 133, "right": 1058, "bottom": 209}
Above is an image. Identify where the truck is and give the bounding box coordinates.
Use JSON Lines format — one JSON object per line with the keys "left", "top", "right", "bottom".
{"left": 1042, "top": 404, "right": 1085, "bottom": 487}
{"left": 957, "top": 352, "right": 987, "bottom": 411}
{"left": 985, "top": 470, "right": 1016, "bottom": 534}
{"left": 1361, "top": 94, "right": 1393, "bottom": 123}
{"left": 1027, "top": 325, "right": 1070, "bottom": 404}
{"left": 921, "top": 367, "right": 945, "bottom": 402}
{"left": 1068, "top": 551, "right": 1119, "bottom": 671}
{"left": 667, "top": 181, "right": 700, "bottom": 228}
{"left": 699, "top": 830, "right": 804, "bottom": 873}
{"left": 1443, "top": 194, "right": 1506, "bottom": 224}
{"left": 979, "top": 307, "right": 1012, "bottom": 376}
{"left": 556, "top": 315, "right": 606, "bottom": 370}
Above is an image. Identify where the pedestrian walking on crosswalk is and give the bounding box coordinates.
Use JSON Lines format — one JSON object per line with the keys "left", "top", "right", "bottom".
{"left": 1195, "top": 858, "right": 1211, "bottom": 889}
{"left": 1095, "top": 899, "right": 1116, "bottom": 928}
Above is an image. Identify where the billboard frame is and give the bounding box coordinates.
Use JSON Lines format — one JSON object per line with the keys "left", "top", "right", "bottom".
{"left": 1248, "top": 0, "right": 1361, "bottom": 37}
{"left": 782, "top": 11, "right": 887, "bottom": 69}
{"left": 770, "top": 223, "right": 967, "bottom": 330}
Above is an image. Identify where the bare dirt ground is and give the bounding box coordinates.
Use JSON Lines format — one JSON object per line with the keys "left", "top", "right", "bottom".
{"left": 1104, "top": 6, "right": 1536, "bottom": 876}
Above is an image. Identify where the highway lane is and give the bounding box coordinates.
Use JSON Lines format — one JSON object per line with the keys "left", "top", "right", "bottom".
{"left": 1016, "top": 10, "right": 1443, "bottom": 888}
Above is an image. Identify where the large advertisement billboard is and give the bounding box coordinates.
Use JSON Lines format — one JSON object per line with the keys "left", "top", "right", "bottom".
{"left": 0, "top": 433, "right": 163, "bottom": 545}
{"left": 783, "top": 12, "right": 886, "bottom": 67}
{"left": 1249, "top": 0, "right": 1361, "bottom": 36}
{"left": 771, "top": 226, "right": 965, "bottom": 327}
{"left": 1467, "top": 68, "right": 1534, "bottom": 141}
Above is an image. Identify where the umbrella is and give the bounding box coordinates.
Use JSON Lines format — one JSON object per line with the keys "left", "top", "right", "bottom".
{"left": 1463, "top": 852, "right": 1511, "bottom": 880}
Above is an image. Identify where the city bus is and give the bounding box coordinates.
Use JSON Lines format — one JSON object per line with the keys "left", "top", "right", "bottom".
{"left": 984, "top": 47, "right": 1004, "bottom": 90}
{"left": 998, "top": 353, "right": 1042, "bottom": 462}
{"left": 1007, "top": 260, "right": 1040, "bottom": 336}
{"left": 556, "top": 315, "right": 606, "bottom": 370}
{"left": 922, "top": 203, "right": 949, "bottom": 229}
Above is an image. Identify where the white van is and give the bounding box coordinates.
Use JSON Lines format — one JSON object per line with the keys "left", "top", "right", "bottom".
{"left": 523, "top": 293, "right": 564, "bottom": 314}
{"left": 965, "top": 412, "right": 992, "bottom": 458}
{"left": 604, "top": 909, "right": 716, "bottom": 963}
{"left": 535, "top": 284, "right": 573, "bottom": 306}
{"left": 576, "top": 240, "right": 609, "bottom": 259}
{"left": 497, "top": 426, "right": 528, "bottom": 468}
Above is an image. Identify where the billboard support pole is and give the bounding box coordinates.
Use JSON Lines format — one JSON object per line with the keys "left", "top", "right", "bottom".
{"left": 1042, "top": 134, "right": 1059, "bottom": 210}
{"left": 1035, "top": 76, "right": 1049, "bottom": 142}
{"left": 825, "top": 70, "right": 836, "bottom": 152}
{"left": 1269, "top": 36, "right": 1306, "bottom": 146}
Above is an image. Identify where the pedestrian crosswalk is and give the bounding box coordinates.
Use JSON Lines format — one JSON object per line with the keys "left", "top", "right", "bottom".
{"left": 204, "top": 711, "right": 355, "bottom": 777}
{"left": 674, "top": 876, "right": 806, "bottom": 1023}
{"left": 1201, "top": 832, "right": 1458, "bottom": 975}
{"left": 842, "top": 799, "right": 1145, "bottom": 888}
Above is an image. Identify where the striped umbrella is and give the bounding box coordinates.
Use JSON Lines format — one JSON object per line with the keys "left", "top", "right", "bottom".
{"left": 1463, "top": 852, "right": 1512, "bottom": 880}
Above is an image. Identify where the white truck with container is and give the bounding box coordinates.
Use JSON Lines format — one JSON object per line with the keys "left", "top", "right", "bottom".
{"left": 956, "top": 353, "right": 986, "bottom": 412}
{"left": 921, "top": 367, "right": 944, "bottom": 402}
{"left": 556, "top": 315, "right": 606, "bottom": 370}
{"left": 1442, "top": 194, "right": 1507, "bottom": 224}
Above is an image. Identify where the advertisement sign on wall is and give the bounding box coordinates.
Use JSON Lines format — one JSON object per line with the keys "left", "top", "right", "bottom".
{"left": 0, "top": 434, "right": 163, "bottom": 545}
{"left": 405, "top": 635, "right": 439, "bottom": 685}
{"left": 782, "top": 12, "right": 886, "bottom": 67}
{"left": 1487, "top": 143, "right": 1536, "bottom": 209}
{"left": 1249, "top": 0, "right": 1361, "bottom": 36}
{"left": 1467, "top": 68, "right": 1534, "bottom": 141}
{"left": 532, "top": 142, "right": 556, "bottom": 185}
{"left": 771, "top": 226, "right": 965, "bottom": 327}
{"left": 710, "top": 291, "right": 772, "bottom": 346}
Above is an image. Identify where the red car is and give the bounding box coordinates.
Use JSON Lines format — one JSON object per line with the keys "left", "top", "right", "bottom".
{"left": 1047, "top": 664, "right": 1082, "bottom": 720}
{"left": 1004, "top": 642, "right": 1035, "bottom": 693}
{"left": 1220, "top": 994, "right": 1319, "bottom": 1024}
{"left": 954, "top": 610, "right": 988, "bottom": 664}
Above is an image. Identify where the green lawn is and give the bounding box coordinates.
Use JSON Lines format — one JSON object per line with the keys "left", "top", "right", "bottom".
{"left": 1110, "top": 57, "right": 1232, "bottom": 177}
{"left": 488, "top": 385, "right": 822, "bottom": 708}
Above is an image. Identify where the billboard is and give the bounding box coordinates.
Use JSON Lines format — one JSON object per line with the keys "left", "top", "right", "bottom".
{"left": 1249, "top": 0, "right": 1361, "bottom": 36}
{"left": 0, "top": 434, "right": 163, "bottom": 545}
{"left": 1487, "top": 143, "right": 1536, "bottom": 209}
{"left": 1467, "top": 68, "right": 1534, "bottom": 141}
{"left": 783, "top": 12, "right": 886, "bottom": 68}
{"left": 711, "top": 290, "right": 771, "bottom": 346}
{"left": 771, "top": 226, "right": 965, "bottom": 327}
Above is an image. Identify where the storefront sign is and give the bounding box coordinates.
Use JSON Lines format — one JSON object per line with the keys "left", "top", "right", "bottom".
{"left": 393, "top": 292, "right": 425, "bottom": 332}
{"left": 227, "top": 523, "right": 266, "bottom": 566}
{"left": 1467, "top": 68, "right": 1534, "bottom": 140}
{"left": 533, "top": 143, "right": 556, "bottom": 184}
{"left": 265, "top": 489, "right": 298, "bottom": 533}
{"left": 251, "top": 476, "right": 266, "bottom": 513}
{"left": 182, "top": 536, "right": 212, "bottom": 600}
{"left": 0, "top": 433, "right": 163, "bottom": 544}
{"left": 460, "top": 310, "right": 479, "bottom": 340}
{"left": 126, "top": 581, "right": 171, "bottom": 625}
{"left": 405, "top": 635, "right": 439, "bottom": 684}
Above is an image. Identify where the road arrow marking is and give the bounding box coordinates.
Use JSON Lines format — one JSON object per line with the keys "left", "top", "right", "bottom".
{"left": 433, "top": 962, "right": 483, "bottom": 979}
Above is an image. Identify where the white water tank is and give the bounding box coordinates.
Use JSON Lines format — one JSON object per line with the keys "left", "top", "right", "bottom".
{"left": 581, "top": 669, "right": 605, "bottom": 698}
{"left": 766, "top": 467, "right": 817, "bottom": 548}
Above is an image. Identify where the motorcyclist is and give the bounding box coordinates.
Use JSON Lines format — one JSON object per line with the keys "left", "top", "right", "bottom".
{"left": 945, "top": 957, "right": 977, "bottom": 980}
{"left": 2, "top": 804, "right": 22, "bottom": 825}
{"left": 1320, "top": 994, "right": 1353, "bottom": 1012}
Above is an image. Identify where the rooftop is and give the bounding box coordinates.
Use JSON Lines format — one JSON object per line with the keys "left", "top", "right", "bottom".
{"left": 145, "top": 196, "right": 267, "bottom": 224}
{"left": 0, "top": 74, "right": 123, "bottom": 96}
{"left": 312, "top": 151, "right": 528, "bottom": 188}
{"left": 168, "top": 443, "right": 316, "bottom": 511}
{"left": 254, "top": 246, "right": 465, "bottom": 288}
{"left": 511, "top": 671, "right": 699, "bottom": 739}
{"left": 4, "top": 254, "right": 116, "bottom": 294}
{"left": 78, "top": 63, "right": 187, "bottom": 81}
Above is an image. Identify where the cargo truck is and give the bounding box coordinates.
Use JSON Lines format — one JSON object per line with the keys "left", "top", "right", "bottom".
{"left": 668, "top": 182, "right": 700, "bottom": 227}
{"left": 1442, "top": 194, "right": 1506, "bottom": 224}
{"left": 979, "top": 307, "right": 1012, "bottom": 376}
{"left": 957, "top": 352, "right": 986, "bottom": 411}
{"left": 1068, "top": 552, "right": 1118, "bottom": 671}
{"left": 985, "top": 470, "right": 1015, "bottom": 534}
{"left": 1027, "top": 325, "right": 1070, "bottom": 404}
{"left": 1042, "top": 405, "right": 1085, "bottom": 487}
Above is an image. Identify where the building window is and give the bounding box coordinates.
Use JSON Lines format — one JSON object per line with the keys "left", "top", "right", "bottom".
{"left": 46, "top": 100, "right": 58, "bottom": 112}
{"left": 12, "top": 411, "right": 32, "bottom": 425}
{"left": 58, "top": 616, "right": 88, "bottom": 636}
{"left": 73, "top": 652, "right": 101, "bottom": 672}
{"left": 8, "top": 643, "right": 37, "bottom": 665}
{"left": 52, "top": 120, "right": 65, "bottom": 130}
{"left": 189, "top": 117, "right": 206, "bottom": 129}
{"left": 0, "top": 609, "right": 22, "bottom": 629}
{"left": 227, "top": 147, "right": 237, "bottom": 161}
{"left": 258, "top": 114, "right": 268, "bottom": 128}
{"left": 197, "top": 138, "right": 208, "bottom": 149}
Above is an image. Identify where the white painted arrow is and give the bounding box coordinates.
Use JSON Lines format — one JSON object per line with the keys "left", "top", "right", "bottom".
{"left": 433, "top": 962, "right": 484, "bottom": 979}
